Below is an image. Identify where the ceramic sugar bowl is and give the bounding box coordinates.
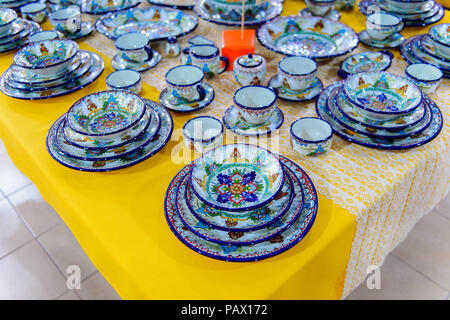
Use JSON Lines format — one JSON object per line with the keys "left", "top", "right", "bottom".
{"left": 233, "top": 53, "right": 267, "bottom": 86}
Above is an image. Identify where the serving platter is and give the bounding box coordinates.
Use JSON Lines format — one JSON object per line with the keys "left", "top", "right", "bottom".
{"left": 81, "top": 0, "right": 141, "bottom": 15}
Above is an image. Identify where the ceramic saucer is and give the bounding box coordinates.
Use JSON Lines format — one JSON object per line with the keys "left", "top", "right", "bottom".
{"left": 299, "top": 7, "right": 340, "bottom": 21}
{"left": 111, "top": 50, "right": 161, "bottom": 72}
{"left": 338, "top": 50, "right": 393, "bottom": 79}
{"left": 159, "top": 82, "right": 214, "bottom": 113}
{"left": 223, "top": 105, "right": 284, "bottom": 136}
{"left": 47, "top": 100, "right": 173, "bottom": 172}
{"left": 269, "top": 75, "right": 323, "bottom": 102}
{"left": 359, "top": 30, "right": 405, "bottom": 49}
{"left": 164, "top": 155, "right": 317, "bottom": 262}
{"left": 62, "top": 22, "right": 94, "bottom": 41}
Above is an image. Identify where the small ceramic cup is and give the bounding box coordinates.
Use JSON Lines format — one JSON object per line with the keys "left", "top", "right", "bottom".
{"left": 366, "top": 12, "right": 403, "bottom": 41}
{"left": 278, "top": 56, "right": 317, "bottom": 91}
{"left": 20, "top": 2, "right": 48, "bottom": 23}
{"left": 188, "top": 44, "right": 229, "bottom": 78}
{"left": 183, "top": 116, "right": 224, "bottom": 153}
{"left": 115, "top": 32, "right": 152, "bottom": 63}
{"left": 305, "top": 0, "right": 336, "bottom": 16}
{"left": 0, "top": 8, "right": 17, "bottom": 34}
{"left": 165, "top": 65, "right": 206, "bottom": 102}
{"left": 49, "top": 5, "right": 81, "bottom": 34}
{"left": 106, "top": 69, "right": 142, "bottom": 94}
{"left": 165, "top": 36, "right": 181, "bottom": 57}
{"left": 233, "top": 85, "right": 277, "bottom": 125}
{"left": 405, "top": 63, "right": 443, "bottom": 94}
{"left": 290, "top": 117, "right": 333, "bottom": 156}
{"left": 428, "top": 23, "right": 450, "bottom": 59}
{"left": 29, "top": 30, "right": 62, "bottom": 42}
{"left": 233, "top": 53, "right": 267, "bottom": 86}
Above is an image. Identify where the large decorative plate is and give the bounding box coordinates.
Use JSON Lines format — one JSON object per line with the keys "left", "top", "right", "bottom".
{"left": 147, "top": 0, "right": 196, "bottom": 9}
{"left": 316, "top": 82, "right": 443, "bottom": 150}
{"left": 257, "top": 15, "right": 359, "bottom": 59}
{"left": 164, "top": 155, "right": 317, "bottom": 262}
{"left": 95, "top": 6, "right": 199, "bottom": 41}
{"left": 81, "top": 0, "right": 141, "bottom": 15}
{"left": 0, "top": 51, "right": 104, "bottom": 100}
{"left": 47, "top": 100, "right": 173, "bottom": 172}
{"left": 177, "top": 165, "right": 304, "bottom": 246}
{"left": 194, "top": 0, "right": 282, "bottom": 27}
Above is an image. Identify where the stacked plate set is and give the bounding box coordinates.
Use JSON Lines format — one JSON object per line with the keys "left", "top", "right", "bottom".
{"left": 0, "top": 0, "right": 38, "bottom": 11}
{"left": 0, "top": 8, "right": 41, "bottom": 53}
{"left": 315, "top": 71, "right": 443, "bottom": 150}
{"left": 0, "top": 39, "right": 104, "bottom": 99}
{"left": 401, "top": 23, "right": 450, "bottom": 79}
{"left": 165, "top": 144, "right": 318, "bottom": 262}
{"left": 46, "top": 90, "right": 173, "bottom": 172}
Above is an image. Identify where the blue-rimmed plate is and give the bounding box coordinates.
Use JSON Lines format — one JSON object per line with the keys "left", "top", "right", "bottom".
{"left": 359, "top": 30, "right": 405, "bottom": 49}
{"left": 316, "top": 81, "right": 443, "bottom": 150}
{"left": 159, "top": 82, "right": 214, "bottom": 113}
{"left": 0, "top": 20, "right": 40, "bottom": 54}
{"left": 257, "top": 15, "right": 358, "bottom": 59}
{"left": 164, "top": 155, "right": 317, "bottom": 262}
{"left": 338, "top": 50, "right": 393, "bottom": 79}
{"left": 47, "top": 100, "right": 173, "bottom": 172}
{"left": 81, "top": 0, "right": 141, "bottom": 15}
{"left": 111, "top": 50, "right": 161, "bottom": 72}
{"left": 147, "top": 0, "right": 196, "bottom": 9}
{"left": 268, "top": 75, "right": 323, "bottom": 102}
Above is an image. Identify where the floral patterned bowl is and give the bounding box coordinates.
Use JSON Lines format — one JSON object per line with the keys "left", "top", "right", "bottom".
{"left": 290, "top": 117, "right": 333, "bottom": 156}
{"left": 343, "top": 72, "right": 422, "bottom": 121}
{"left": 66, "top": 90, "right": 146, "bottom": 140}
{"left": 190, "top": 144, "right": 285, "bottom": 212}
{"left": 0, "top": 8, "right": 17, "bottom": 34}
{"left": 13, "top": 39, "right": 79, "bottom": 76}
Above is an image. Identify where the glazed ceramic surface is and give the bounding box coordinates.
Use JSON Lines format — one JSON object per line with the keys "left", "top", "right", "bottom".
{"left": 405, "top": 63, "right": 443, "bottom": 94}
{"left": 20, "top": 2, "right": 47, "bottom": 23}
{"left": 188, "top": 44, "right": 229, "bottom": 78}
{"left": 164, "top": 155, "right": 317, "bottom": 262}
{"left": 359, "top": 30, "right": 405, "bottom": 49}
{"left": 405, "top": 35, "right": 450, "bottom": 73}
{"left": 115, "top": 32, "right": 152, "bottom": 63}
{"left": 278, "top": 56, "right": 317, "bottom": 91}
{"left": 291, "top": 117, "right": 333, "bottom": 156}
{"left": 106, "top": 69, "right": 142, "bottom": 94}
{"left": 257, "top": 15, "right": 358, "bottom": 59}
{"left": 0, "top": 8, "right": 17, "bottom": 34}
{"left": 111, "top": 49, "right": 161, "bottom": 72}
{"left": 47, "top": 100, "right": 173, "bottom": 171}
{"left": 0, "top": 19, "right": 26, "bottom": 42}
{"left": 29, "top": 30, "right": 61, "bottom": 42}
{"left": 233, "top": 53, "right": 267, "bottom": 87}
{"left": 343, "top": 72, "right": 422, "bottom": 119}
{"left": 428, "top": 23, "right": 450, "bottom": 58}
{"left": 190, "top": 144, "right": 284, "bottom": 212}
{"left": 223, "top": 106, "right": 284, "bottom": 137}
{"left": 95, "top": 6, "right": 198, "bottom": 41}
{"left": 187, "top": 35, "right": 214, "bottom": 46}
{"left": 420, "top": 34, "right": 450, "bottom": 61}
{"left": 316, "top": 81, "right": 443, "bottom": 150}
{"left": 0, "top": 20, "right": 41, "bottom": 54}
{"left": 269, "top": 75, "right": 323, "bottom": 102}
{"left": 160, "top": 82, "right": 214, "bottom": 113}
{"left": 299, "top": 7, "right": 340, "bottom": 21}
{"left": 365, "top": 12, "right": 403, "bottom": 41}
{"left": 81, "top": 0, "right": 141, "bottom": 15}
{"left": 165, "top": 65, "right": 205, "bottom": 102}
{"left": 147, "top": 0, "right": 196, "bottom": 9}
{"left": 165, "top": 37, "right": 181, "bottom": 57}
{"left": 305, "top": 0, "right": 336, "bottom": 16}
{"left": 183, "top": 116, "right": 223, "bottom": 153}
{"left": 233, "top": 85, "right": 277, "bottom": 125}
{"left": 49, "top": 6, "right": 81, "bottom": 34}
{"left": 62, "top": 22, "right": 94, "bottom": 41}
{"left": 338, "top": 51, "right": 393, "bottom": 79}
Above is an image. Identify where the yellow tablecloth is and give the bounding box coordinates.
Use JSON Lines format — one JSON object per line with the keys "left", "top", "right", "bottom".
{"left": 0, "top": 1, "right": 448, "bottom": 299}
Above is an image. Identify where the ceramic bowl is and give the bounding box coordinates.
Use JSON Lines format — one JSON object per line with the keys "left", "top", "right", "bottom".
{"left": 233, "top": 53, "right": 267, "bottom": 87}
{"left": 405, "top": 63, "right": 443, "bottom": 94}
{"left": 29, "top": 30, "right": 63, "bottom": 42}
{"left": 233, "top": 85, "right": 277, "bottom": 125}
{"left": 0, "top": 8, "right": 17, "bottom": 34}
{"left": 66, "top": 90, "right": 146, "bottom": 140}
{"left": 366, "top": 12, "right": 403, "bottom": 41}
{"left": 182, "top": 116, "right": 223, "bottom": 153}
{"left": 115, "top": 32, "right": 152, "bottom": 63}
{"left": 165, "top": 65, "right": 206, "bottom": 102}
{"left": 290, "top": 117, "right": 333, "bottom": 156}
{"left": 49, "top": 5, "right": 81, "bottom": 34}
{"left": 428, "top": 23, "right": 450, "bottom": 59}
{"left": 13, "top": 39, "right": 79, "bottom": 76}
{"left": 305, "top": 0, "right": 336, "bottom": 16}
{"left": 190, "top": 143, "right": 285, "bottom": 212}
{"left": 20, "top": 2, "right": 48, "bottom": 23}
{"left": 343, "top": 71, "right": 422, "bottom": 121}
{"left": 106, "top": 70, "right": 142, "bottom": 94}
{"left": 278, "top": 56, "right": 317, "bottom": 91}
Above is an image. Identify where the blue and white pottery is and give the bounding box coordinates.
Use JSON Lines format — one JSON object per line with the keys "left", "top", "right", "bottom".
{"left": 359, "top": 29, "right": 405, "bottom": 49}
{"left": 66, "top": 90, "right": 146, "bottom": 140}
{"left": 190, "top": 143, "right": 285, "bottom": 212}
{"left": 182, "top": 116, "right": 223, "bottom": 153}
{"left": 106, "top": 69, "right": 142, "bottom": 94}
{"left": 111, "top": 49, "right": 161, "bottom": 72}
{"left": 278, "top": 56, "right": 317, "bottom": 91}
{"left": 335, "top": 0, "right": 356, "bottom": 10}
{"left": 20, "top": 2, "right": 48, "bottom": 23}
{"left": 115, "top": 32, "right": 152, "bottom": 63}
{"left": 299, "top": 7, "right": 340, "bottom": 21}
{"left": 343, "top": 71, "right": 422, "bottom": 121}
{"left": 29, "top": 30, "right": 62, "bottom": 42}
{"left": 290, "top": 117, "right": 333, "bottom": 156}
{"left": 81, "top": 0, "right": 141, "bottom": 15}
{"left": 165, "top": 65, "right": 206, "bottom": 103}
{"left": 268, "top": 75, "right": 323, "bottom": 102}
{"left": 48, "top": 0, "right": 77, "bottom": 12}
{"left": 147, "top": 0, "right": 196, "bottom": 9}
{"left": 13, "top": 39, "right": 79, "bottom": 76}
{"left": 387, "top": 0, "right": 433, "bottom": 12}
{"left": 188, "top": 44, "right": 229, "bottom": 78}
{"left": 165, "top": 36, "right": 181, "bottom": 57}
{"left": 338, "top": 50, "right": 393, "bottom": 79}
{"left": 187, "top": 35, "right": 214, "bottom": 46}
{"left": 49, "top": 5, "right": 81, "bottom": 34}
{"left": 233, "top": 85, "right": 277, "bottom": 125}
{"left": 0, "top": 8, "right": 17, "bottom": 34}
{"left": 366, "top": 12, "right": 403, "bottom": 41}
{"left": 428, "top": 23, "right": 450, "bottom": 59}
{"left": 305, "top": 0, "right": 336, "bottom": 16}
{"left": 405, "top": 63, "right": 443, "bottom": 94}
{"left": 159, "top": 82, "right": 214, "bottom": 113}
{"left": 62, "top": 21, "right": 94, "bottom": 41}
{"left": 233, "top": 53, "right": 267, "bottom": 87}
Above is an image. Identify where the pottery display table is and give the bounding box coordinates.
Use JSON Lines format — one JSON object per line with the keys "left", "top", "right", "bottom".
{"left": 0, "top": 0, "right": 448, "bottom": 299}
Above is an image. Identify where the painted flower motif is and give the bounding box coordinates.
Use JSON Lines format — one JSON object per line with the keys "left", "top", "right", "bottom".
{"left": 214, "top": 170, "right": 260, "bottom": 206}
{"left": 221, "top": 244, "right": 239, "bottom": 254}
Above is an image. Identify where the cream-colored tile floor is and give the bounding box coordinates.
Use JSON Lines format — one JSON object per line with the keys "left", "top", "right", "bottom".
{"left": 0, "top": 138, "right": 448, "bottom": 300}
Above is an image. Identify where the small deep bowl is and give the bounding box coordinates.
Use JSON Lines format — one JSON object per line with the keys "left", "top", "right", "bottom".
{"left": 182, "top": 116, "right": 224, "bottom": 153}
{"left": 290, "top": 117, "right": 333, "bottom": 156}
{"left": 29, "top": 30, "right": 62, "bottom": 43}
{"left": 190, "top": 143, "right": 285, "bottom": 212}
{"left": 366, "top": 12, "right": 403, "bottom": 41}
{"left": 66, "top": 90, "right": 146, "bottom": 140}
{"left": 343, "top": 71, "right": 422, "bottom": 121}
{"left": 20, "top": 2, "right": 48, "bottom": 24}
{"left": 13, "top": 39, "right": 79, "bottom": 76}
{"left": 0, "top": 8, "right": 17, "bottom": 34}
{"left": 428, "top": 23, "right": 450, "bottom": 58}
{"left": 106, "top": 70, "right": 142, "bottom": 94}
{"left": 233, "top": 85, "right": 277, "bottom": 125}
{"left": 405, "top": 63, "right": 443, "bottom": 94}
{"left": 278, "top": 56, "right": 317, "bottom": 91}
{"left": 165, "top": 65, "right": 205, "bottom": 102}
